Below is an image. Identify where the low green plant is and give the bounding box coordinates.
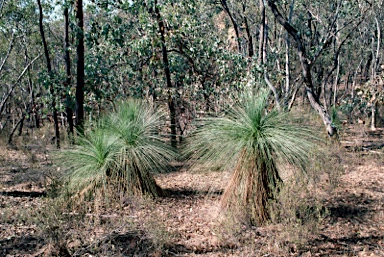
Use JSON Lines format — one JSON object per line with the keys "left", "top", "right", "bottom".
{"left": 186, "top": 89, "right": 318, "bottom": 225}
{"left": 58, "top": 99, "right": 177, "bottom": 201}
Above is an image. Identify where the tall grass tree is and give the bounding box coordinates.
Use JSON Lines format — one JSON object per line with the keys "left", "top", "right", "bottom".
{"left": 187, "top": 89, "right": 317, "bottom": 225}
{"left": 59, "top": 99, "right": 176, "bottom": 201}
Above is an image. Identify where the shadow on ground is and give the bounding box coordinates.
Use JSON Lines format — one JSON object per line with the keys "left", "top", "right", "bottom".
{"left": 300, "top": 192, "right": 384, "bottom": 255}
{"left": 0, "top": 190, "right": 47, "bottom": 197}
{"left": 164, "top": 188, "right": 223, "bottom": 198}
{"left": 72, "top": 230, "right": 237, "bottom": 257}
{"left": 304, "top": 234, "right": 383, "bottom": 256}
{"left": 0, "top": 236, "right": 45, "bottom": 256}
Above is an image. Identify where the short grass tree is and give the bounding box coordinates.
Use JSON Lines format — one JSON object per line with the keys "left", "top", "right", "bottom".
{"left": 59, "top": 99, "right": 176, "bottom": 200}
{"left": 187, "top": 89, "right": 317, "bottom": 225}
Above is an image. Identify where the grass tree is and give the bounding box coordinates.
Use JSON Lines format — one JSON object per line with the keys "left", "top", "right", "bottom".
{"left": 187, "top": 89, "right": 317, "bottom": 225}
{"left": 59, "top": 99, "right": 176, "bottom": 200}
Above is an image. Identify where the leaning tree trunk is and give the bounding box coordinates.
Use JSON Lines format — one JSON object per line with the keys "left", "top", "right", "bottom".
{"left": 8, "top": 113, "right": 25, "bottom": 144}
{"left": 267, "top": 0, "right": 337, "bottom": 136}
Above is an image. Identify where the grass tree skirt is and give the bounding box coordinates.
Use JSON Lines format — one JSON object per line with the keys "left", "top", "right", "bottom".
{"left": 186, "top": 88, "right": 317, "bottom": 226}
{"left": 221, "top": 150, "right": 282, "bottom": 226}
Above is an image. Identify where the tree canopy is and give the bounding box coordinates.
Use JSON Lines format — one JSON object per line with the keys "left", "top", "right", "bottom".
{"left": 0, "top": 0, "right": 383, "bottom": 143}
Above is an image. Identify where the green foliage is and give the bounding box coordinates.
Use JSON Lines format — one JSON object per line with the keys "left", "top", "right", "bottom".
{"left": 58, "top": 99, "right": 177, "bottom": 200}
{"left": 186, "top": 89, "right": 318, "bottom": 225}
{"left": 331, "top": 105, "right": 341, "bottom": 131}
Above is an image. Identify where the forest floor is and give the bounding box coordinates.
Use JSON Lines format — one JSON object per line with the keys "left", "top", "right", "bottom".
{"left": 0, "top": 124, "right": 383, "bottom": 257}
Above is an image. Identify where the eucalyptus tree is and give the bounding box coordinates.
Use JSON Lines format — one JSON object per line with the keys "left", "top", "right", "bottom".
{"left": 266, "top": 0, "right": 371, "bottom": 136}
{"left": 0, "top": 0, "right": 43, "bottom": 138}
{"left": 84, "top": 0, "right": 250, "bottom": 143}
{"left": 75, "top": 0, "right": 85, "bottom": 134}
{"left": 63, "top": 0, "right": 74, "bottom": 137}
{"left": 347, "top": 1, "right": 384, "bottom": 129}
{"left": 37, "top": 0, "right": 60, "bottom": 148}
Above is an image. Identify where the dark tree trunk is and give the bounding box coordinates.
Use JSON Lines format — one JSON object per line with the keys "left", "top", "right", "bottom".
{"left": 220, "top": 0, "right": 242, "bottom": 53}
{"left": 18, "top": 115, "right": 24, "bottom": 136}
{"left": 75, "top": 0, "right": 85, "bottom": 135}
{"left": 8, "top": 114, "right": 25, "bottom": 144}
{"left": 154, "top": 1, "right": 177, "bottom": 148}
{"left": 37, "top": 0, "right": 60, "bottom": 148}
{"left": 242, "top": 4, "right": 253, "bottom": 57}
{"left": 64, "top": 6, "right": 74, "bottom": 138}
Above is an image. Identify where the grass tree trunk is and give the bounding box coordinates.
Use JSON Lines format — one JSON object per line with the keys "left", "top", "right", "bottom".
{"left": 222, "top": 150, "right": 281, "bottom": 225}
{"left": 37, "top": 0, "right": 60, "bottom": 148}
{"left": 187, "top": 89, "right": 315, "bottom": 226}
{"left": 59, "top": 100, "right": 175, "bottom": 201}
{"left": 131, "top": 162, "right": 164, "bottom": 197}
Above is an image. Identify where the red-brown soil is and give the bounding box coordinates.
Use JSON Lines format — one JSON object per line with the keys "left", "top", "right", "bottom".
{"left": 0, "top": 126, "right": 383, "bottom": 256}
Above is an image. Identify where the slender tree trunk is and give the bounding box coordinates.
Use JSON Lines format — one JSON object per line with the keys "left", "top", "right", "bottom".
{"left": 260, "top": 0, "right": 281, "bottom": 110}
{"left": 154, "top": 1, "right": 177, "bottom": 148}
{"left": 37, "top": 0, "right": 60, "bottom": 148}
{"left": 332, "top": 55, "right": 340, "bottom": 107}
{"left": 64, "top": 5, "right": 74, "bottom": 138}
{"left": 370, "top": 17, "right": 380, "bottom": 131}
{"left": 0, "top": 32, "right": 15, "bottom": 74}
{"left": 242, "top": 3, "right": 254, "bottom": 57}
{"left": 75, "top": 0, "right": 85, "bottom": 135}
{"left": 23, "top": 36, "right": 39, "bottom": 129}
{"left": 371, "top": 100, "right": 377, "bottom": 131}
{"left": 258, "top": 0, "right": 265, "bottom": 64}
{"left": 373, "top": 17, "right": 381, "bottom": 77}
{"left": 284, "top": 0, "right": 295, "bottom": 108}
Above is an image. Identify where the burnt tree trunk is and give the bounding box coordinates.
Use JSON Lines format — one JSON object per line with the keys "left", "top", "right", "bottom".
{"left": 242, "top": 3, "right": 254, "bottom": 57}
{"left": 64, "top": 5, "right": 74, "bottom": 138}
{"left": 220, "top": 0, "right": 242, "bottom": 53}
{"left": 154, "top": 1, "right": 177, "bottom": 148}
{"left": 37, "top": 0, "right": 60, "bottom": 148}
{"left": 75, "top": 0, "right": 85, "bottom": 135}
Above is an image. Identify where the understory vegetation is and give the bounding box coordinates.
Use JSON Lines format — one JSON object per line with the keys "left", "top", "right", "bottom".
{"left": 2, "top": 119, "right": 383, "bottom": 256}
{"left": 1, "top": 0, "right": 384, "bottom": 256}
